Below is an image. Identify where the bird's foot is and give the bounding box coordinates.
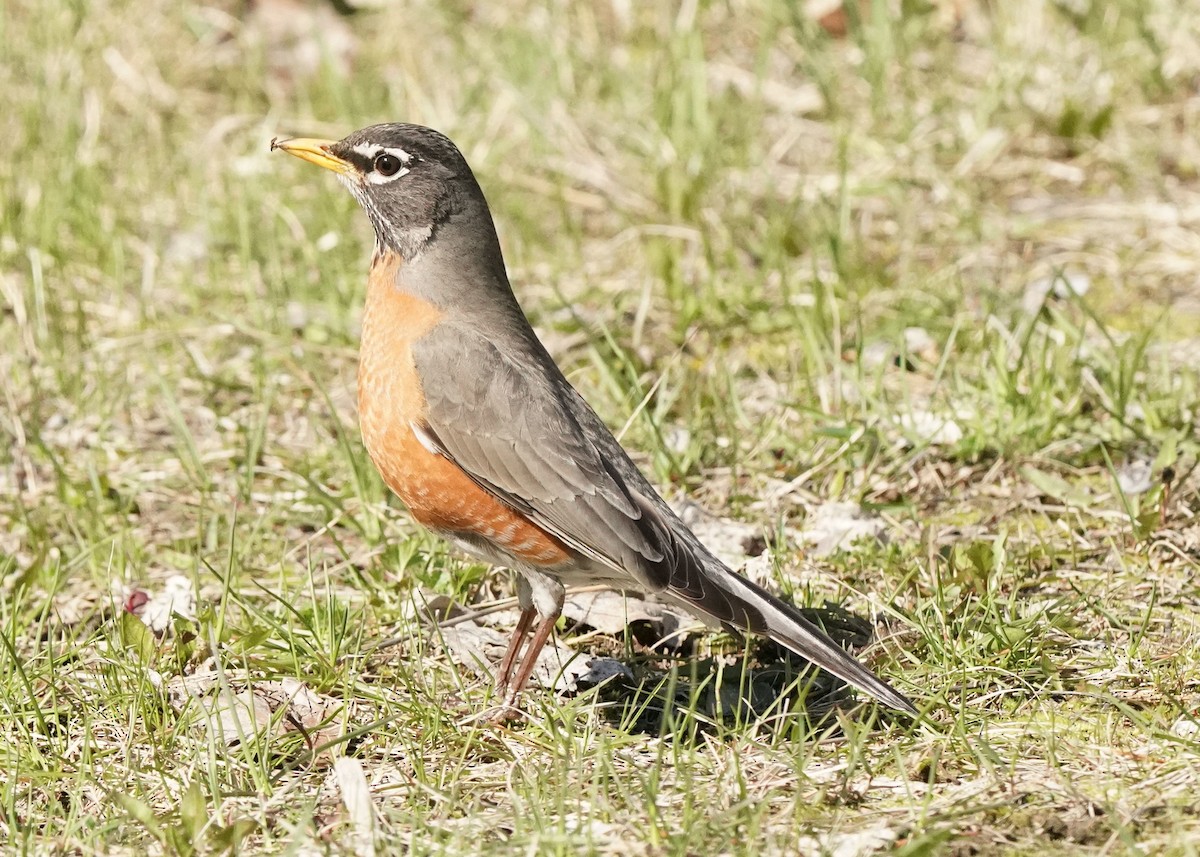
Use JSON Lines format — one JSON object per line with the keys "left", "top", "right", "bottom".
{"left": 485, "top": 702, "right": 524, "bottom": 724}
{"left": 459, "top": 701, "right": 524, "bottom": 726}
{"left": 456, "top": 689, "right": 526, "bottom": 726}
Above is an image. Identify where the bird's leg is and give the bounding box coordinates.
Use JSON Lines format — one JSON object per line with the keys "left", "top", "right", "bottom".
{"left": 493, "top": 605, "right": 536, "bottom": 696}
{"left": 501, "top": 610, "right": 559, "bottom": 709}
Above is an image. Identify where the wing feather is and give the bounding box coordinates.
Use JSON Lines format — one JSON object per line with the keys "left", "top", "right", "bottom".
{"left": 413, "top": 324, "right": 670, "bottom": 589}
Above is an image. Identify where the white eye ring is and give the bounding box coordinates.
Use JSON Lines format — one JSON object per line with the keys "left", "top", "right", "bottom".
{"left": 353, "top": 144, "right": 412, "bottom": 184}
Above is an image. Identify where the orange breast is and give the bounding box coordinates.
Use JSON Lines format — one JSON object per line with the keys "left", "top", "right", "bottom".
{"left": 356, "top": 251, "right": 570, "bottom": 567}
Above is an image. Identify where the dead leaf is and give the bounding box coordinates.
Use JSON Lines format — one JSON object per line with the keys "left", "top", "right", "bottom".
{"left": 798, "top": 822, "right": 899, "bottom": 857}
{"left": 164, "top": 668, "right": 227, "bottom": 710}
{"left": 190, "top": 675, "right": 343, "bottom": 759}
{"left": 562, "top": 590, "right": 661, "bottom": 634}
{"left": 562, "top": 590, "right": 696, "bottom": 650}
{"left": 48, "top": 584, "right": 107, "bottom": 628}
{"left": 797, "top": 502, "right": 887, "bottom": 557}
{"left": 334, "top": 757, "right": 376, "bottom": 857}
{"left": 206, "top": 689, "right": 273, "bottom": 747}
{"left": 259, "top": 678, "right": 344, "bottom": 752}
{"left": 673, "top": 499, "right": 763, "bottom": 567}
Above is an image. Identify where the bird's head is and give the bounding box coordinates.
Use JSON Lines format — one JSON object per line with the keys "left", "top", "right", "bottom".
{"left": 272, "top": 123, "right": 475, "bottom": 259}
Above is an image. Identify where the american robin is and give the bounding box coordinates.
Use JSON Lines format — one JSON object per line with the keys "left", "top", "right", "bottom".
{"left": 272, "top": 124, "right": 917, "bottom": 717}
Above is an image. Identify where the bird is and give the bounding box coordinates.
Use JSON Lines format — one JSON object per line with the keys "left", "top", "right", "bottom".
{"left": 271, "top": 123, "right": 917, "bottom": 718}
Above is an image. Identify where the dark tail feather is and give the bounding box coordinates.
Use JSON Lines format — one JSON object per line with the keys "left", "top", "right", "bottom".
{"left": 672, "top": 557, "right": 917, "bottom": 716}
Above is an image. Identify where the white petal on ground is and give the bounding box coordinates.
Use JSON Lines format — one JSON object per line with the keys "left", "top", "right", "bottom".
{"left": 137, "top": 574, "right": 196, "bottom": 632}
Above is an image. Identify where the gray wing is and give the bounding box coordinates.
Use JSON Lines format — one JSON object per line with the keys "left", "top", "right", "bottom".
{"left": 412, "top": 322, "right": 678, "bottom": 591}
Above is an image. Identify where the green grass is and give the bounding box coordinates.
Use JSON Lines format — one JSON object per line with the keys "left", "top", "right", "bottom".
{"left": 2, "top": 0, "right": 1200, "bottom": 853}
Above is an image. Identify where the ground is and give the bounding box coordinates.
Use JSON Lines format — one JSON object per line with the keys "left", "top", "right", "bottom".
{"left": 1, "top": 0, "right": 1199, "bottom": 854}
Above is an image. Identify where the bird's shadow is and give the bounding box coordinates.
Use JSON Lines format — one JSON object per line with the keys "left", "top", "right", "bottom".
{"left": 566, "top": 603, "right": 896, "bottom": 738}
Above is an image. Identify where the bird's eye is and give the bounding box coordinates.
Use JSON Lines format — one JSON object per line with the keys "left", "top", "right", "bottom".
{"left": 374, "top": 153, "right": 404, "bottom": 176}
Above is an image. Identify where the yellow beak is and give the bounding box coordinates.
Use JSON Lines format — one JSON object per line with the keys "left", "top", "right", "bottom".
{"left": 270, "top": 137, "right": 352, "bottom": 175}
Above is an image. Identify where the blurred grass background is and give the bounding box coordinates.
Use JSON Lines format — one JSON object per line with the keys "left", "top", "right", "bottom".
{"left": 2, "top": 0, "right": 1199, "bottom": 853}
